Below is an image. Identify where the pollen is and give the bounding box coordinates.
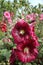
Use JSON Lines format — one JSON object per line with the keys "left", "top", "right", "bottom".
{"left": 24, "top": 47, "right": 29, "bottom": 54}
{"left": 20, "top": 30, "right": 25, "bottom": 35}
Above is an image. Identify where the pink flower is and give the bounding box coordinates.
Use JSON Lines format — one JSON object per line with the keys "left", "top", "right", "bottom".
{"left": 4, "top": 11, "right": 12, "bottom": 23}
{"left": 4, "top": 11, "right": 11, "bottom": 19}
{"left": 39, "top": 14, "right": 43, "bottom": 21}
{"left": 26, "top": 13, "right": 36, "bottom": 22}
{"left": 8, "top": 18, "right": 12, "bottom": 24}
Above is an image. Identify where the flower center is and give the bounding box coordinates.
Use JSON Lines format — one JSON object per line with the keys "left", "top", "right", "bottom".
{"left": 24, "top": 47, "right": 29, "bottom": 54}
{"left": 6, "top": 13, "right": 9, "bottom": 16}
{"left": 20, "top": 30, "right": 25, "bottom": 35}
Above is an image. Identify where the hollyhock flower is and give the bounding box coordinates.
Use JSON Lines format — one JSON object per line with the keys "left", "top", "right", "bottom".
{"left": 12, "top": 19, "right": 35, "bottom": 44}
{"left": 9, "top": 49, "right": 17, "bottom": 65}
{"left": 26, "top": 13, "right": 36, "bottom": 22}
{"left": 11, "top": 19, "right": 31, "bottom": 44}
{"left": 4, "top": 11, "right": 11, "bottom": 19}
{"left": 29, "top": 22, "right": 35, "bottom": 32}
{"left": 29, "top": 23, "right": 39, "bottom": 47}
{"left": 10, "top": 42, "right": 38, "bottom": 63}
{"left": 8, "top": 18, "right": 12, "bottom": 24}
{"left": 29, "top": 23, "right": 40, "bottom": 46}
{"left": 16, "top": 43, "right": 38, "bottom": 63}
{"left": 39, "top": 14, "right": 43, "bottom": 21}
{"left": 0, "top": 22, "right": 7, "bottom": 32}
{"left": 11, "top": 19, "right": 39, "bottom": 47}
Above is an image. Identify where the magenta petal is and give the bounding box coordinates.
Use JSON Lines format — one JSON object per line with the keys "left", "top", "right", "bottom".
{"left": 16, "top": 49, "right": 38, "bottom": 63}
{"left": 16, "top": 42, "right": 38, "bottom": 63}
{"left": 11, "top": 19, "right": 30, "bottom": 44}
{"left": 11, "top": 19, "right": 39, "bottom": 47}
{"left": 9, "top": 49, "right": 17, "bottom": 64}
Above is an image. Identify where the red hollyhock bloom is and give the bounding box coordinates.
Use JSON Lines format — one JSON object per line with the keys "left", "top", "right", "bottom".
{"left": 29, "top": 23, "right": 39, "bottom": 47}
{"left": 11, "top": 19, "right": 31, "bottom": 44}
{"left": 11, "top": 19, "right": 39, "bottom": 47}
{"left": 9, "top": 49, "right": 17, "bottom": 65}
{"left": 16, "top": 43, "right": 38, "bottom": 63}
{"left": 10, "top": 42, "right": 38, "bottom": 63}
{"left": 0, "top": 22, "right": 7, "bottom": 32}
